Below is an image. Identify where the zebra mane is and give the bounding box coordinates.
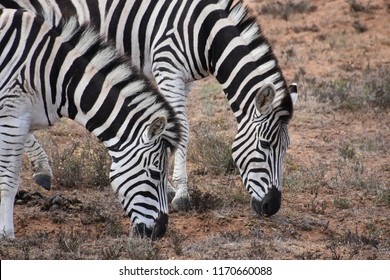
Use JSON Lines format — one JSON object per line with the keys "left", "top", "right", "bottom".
{"left": 35, "top": 9, "right": 182, "bottom": 148}
{"left": 220, "top": 0, "right": 294, "bottom": 122}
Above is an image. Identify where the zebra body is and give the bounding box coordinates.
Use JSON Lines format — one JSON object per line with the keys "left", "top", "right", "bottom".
{"left": 0, "top": 0, "right": 296, "bottom": 216}
{"left": 0, "top": 8, "right": 180, "bottom": 240}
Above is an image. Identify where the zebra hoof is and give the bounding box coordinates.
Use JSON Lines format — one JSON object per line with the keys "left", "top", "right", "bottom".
{"left": 167, "top": 190, "right": 176, "bottom": 204}
{"left": 33, "top": 174, "right": 52, "bottom": 190}
{"left": 167, "top": 183, "right": 176, "bottom": 203}
{"left": 171, "top": 196, "right": 191, "bottom": 212}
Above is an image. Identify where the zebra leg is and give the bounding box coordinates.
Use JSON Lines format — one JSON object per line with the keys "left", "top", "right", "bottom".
{"left": 153, "top": 71, "right": 192, "bottom": 211}
{"left": 170, "top": 102, "right": 191, "bottom": 212}
{"left": 0, "top": 178, "right": 18, "bottom": 239}
{"left": 24, "top": 134, "right": 52, "bottom": 190}
{"left": 166, "top": 182, "right": 176, "bottom": 203}
{"left": 171, "top": 137, "right": 190, "bottom": 211}
{"left": 0, "top": 124, "right": 29, "bottom": 239}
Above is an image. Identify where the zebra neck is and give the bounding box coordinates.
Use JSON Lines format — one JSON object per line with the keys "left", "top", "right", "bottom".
{"left": 200, "top": 2, "right": 287, "bottom": 124}
{"left": 207, "top": 38, "right": 284, "bottom": 122}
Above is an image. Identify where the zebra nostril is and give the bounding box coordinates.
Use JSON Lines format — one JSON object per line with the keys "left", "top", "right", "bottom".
{"left": 261, "top": 200, "right": 272, "bottom": 215}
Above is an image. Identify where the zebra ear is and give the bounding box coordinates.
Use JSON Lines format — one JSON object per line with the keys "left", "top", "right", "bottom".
{"left": 146, "top": 115, "right": 167, "bottom": 140}
{"left": 289, "top": 83, "right": 298, "bottom": 105}
{"left": 255, "top": 82, "right": 276, "bottom": 114}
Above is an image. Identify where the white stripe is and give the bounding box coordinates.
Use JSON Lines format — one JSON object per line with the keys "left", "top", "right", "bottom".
{"left": 71, "top": 1, "right": 91, "bottom": 25}
{"left": 116, "top": 0, "right": 133, "bottom": 55}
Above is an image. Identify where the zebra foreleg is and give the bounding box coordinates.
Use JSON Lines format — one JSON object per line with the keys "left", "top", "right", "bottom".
{"left": 154, "top": 73, "right": 192, "bottom": 211}
{"left": 166, "top": 182, "right": 176, "bottom": 203}
{"left": 0, "top": 124, "right": 29, "bottom": 239}
{"left": 24, "top": 134, "right": 52, "bottom": 190}
{"left": 171, "top": 114, "right": 191, "bottom": 212}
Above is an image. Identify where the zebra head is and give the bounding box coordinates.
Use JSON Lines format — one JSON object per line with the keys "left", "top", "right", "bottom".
{"left": 232, "top": 82, "right": 296, "bottom": 217}
{"left": 108, "top": 115, "right": 175, "bottom": 241}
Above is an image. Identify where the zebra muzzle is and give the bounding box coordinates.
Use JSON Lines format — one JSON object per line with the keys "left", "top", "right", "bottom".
{"left": 132, "top": 213, "right": 168, "bottom": 240}
{"left": 251, "top": 186, "right": 281, "bottom": 217}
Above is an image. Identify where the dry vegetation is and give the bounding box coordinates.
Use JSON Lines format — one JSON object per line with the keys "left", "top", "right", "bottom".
{"left": 1, "top": 0, "right": 389, "bottom": 259}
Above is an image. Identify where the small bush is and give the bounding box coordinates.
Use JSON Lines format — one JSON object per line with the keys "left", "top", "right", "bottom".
{"left": 284, "top": 164, "right": 328, "bottom": 192}
{"left": 199, "top": 82, "right": 222, "bottom": 116}
{"left": 341, "top": 229, "right": 380, "bottom": 248}
{"left": 126, "top": 238, "right": 160, "bottom": 260}
{"left": 347, "top": 0, "right": 380, "bottom": 13}
{"left": 189, "top": 186, "right": 222, "bottom": 213}
{"left": 50, "top": 136, "right": 111, "bottom": 189}
{"left": 353, "top": 21, "right": 368, "bottom": 33}
{"left": 313, "top": 65, "right": 390, "bottom": 111}
{"left": 101, "top": 242, "right": 124, "bottom": 260}
{"left": 55, "top": 228, "right": 86, "bottom": 259}
{"left": 376, "top": 189, "right": 390, "bottom": 207}
{"left": 315, "top": 79, "right": 355, "bottom": 109}
{"left": 334, "top": 197, "right": 351, "bottom": 209}
{"left": 167, "top": 228, "right": 187, "bottom": 256}
{"left": 363, "top": 65, "right": 390, "bottom": 109}
{"left": 260, "top": 0, "right": 317, "bottom": 21}
{"left": 338, "top": 142, "right": 357, "bottom": 160}
{"left": 51, "top": 142, "right": 83, "bottom": 188}
{"left": 189, "top": 124, "right": 236, "bottom": 175}
{"left": 348, "top": 0, "right": 367, "bottom": 12}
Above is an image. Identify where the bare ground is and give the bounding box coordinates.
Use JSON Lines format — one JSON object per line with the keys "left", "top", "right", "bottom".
{"left": 1, "top": 0, "right": 389, "bottom": 259}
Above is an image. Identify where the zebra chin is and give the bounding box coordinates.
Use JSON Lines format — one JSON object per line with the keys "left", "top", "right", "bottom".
{"left": 131, "top": 213, "right": 168, "bottom": 241}
{"left": 250, "top": 186, "right": 281, "bottom": 217}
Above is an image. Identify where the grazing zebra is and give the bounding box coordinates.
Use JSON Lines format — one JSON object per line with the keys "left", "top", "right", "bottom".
{"left": 0, "top": 8, "right": 181, "bottom": 240}
{"left": 0, "top": 0, "right": 297, "bottom": 217}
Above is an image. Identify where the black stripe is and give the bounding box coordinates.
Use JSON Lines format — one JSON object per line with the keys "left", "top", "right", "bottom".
{"left": 0, "top": 13, "right": 22, "bottom": 91}
{"left": 34, "top": 32, "right": 56, "bottom": 125}
{"left": 85, "top": 0, "right": 101, "bottom": 28}
{"left": 138, "top": 1, "right": 156, "bottom": 70}
{"left": 56, "top": 0, "right": 77, "bottom": 19}
{"left": 115, "top": 0, "right": 137, "bottom": 52}
{"left": 80, "top": 73, "right": 105, "bottom": 114}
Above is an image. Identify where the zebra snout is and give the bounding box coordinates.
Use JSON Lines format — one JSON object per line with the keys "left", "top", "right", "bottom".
{"left": 132, "top": 213, "right": 168, "bottom": 241}
{"left": 251, "top": 186, "right": 281, "bottom": 217}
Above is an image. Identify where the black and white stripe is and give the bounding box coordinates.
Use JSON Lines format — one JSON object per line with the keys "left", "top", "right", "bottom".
{"left": 0, "top": 0, "right": 296, "bottom": 216}
{"left": 0, "top": 8, "right": 181, "bottom": 240}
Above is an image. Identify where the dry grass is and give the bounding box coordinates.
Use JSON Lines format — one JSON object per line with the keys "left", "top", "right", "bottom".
{"left": 308, "top": 65, "right": 390, "bottom": 111}
{"left": 188, "top": 124, "right": 236, "bottom": 175}
{"left": 48, "top": 134, "right": 111, "bottom": 189}
{"left": 259, "top": 0, "right": 317, "bottom": 20}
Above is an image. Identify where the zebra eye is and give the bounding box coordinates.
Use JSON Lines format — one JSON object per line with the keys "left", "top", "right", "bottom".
{"left": 149, "top": 161, "right": 161, "bottom": 172}
{"left": 260, "top": 140, "right": 270, "bottom": 149}
{"left": 149, "top": 168, "right": 161, "bottom": 180}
